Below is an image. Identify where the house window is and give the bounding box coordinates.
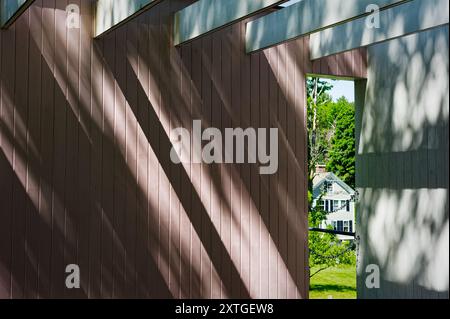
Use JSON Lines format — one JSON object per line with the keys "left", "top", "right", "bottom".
{"left": 332, "top": 221, "right": 337, "bottom": 230}
{"left": 337, "top": 220, "right": 343, "bottom": 232}
{"left": 318, "top": 200, "right": 324, "bottom": 210}
{"left": 326, "top": 182, "right": 333, "bottom": 193}
{"left": 344, "top": 221, "right": 349, "bottom": 232}
{"left": 334, "top": 200, "right": 340, "bottom": 211}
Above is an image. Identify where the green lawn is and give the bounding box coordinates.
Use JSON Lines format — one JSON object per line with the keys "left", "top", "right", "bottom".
{"left": 309, "top": 265, "right": 356, "bottom": 299}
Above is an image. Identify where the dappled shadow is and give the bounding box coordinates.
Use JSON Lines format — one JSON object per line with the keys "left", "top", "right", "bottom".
{"left": 355, "top": 25, "right": 449, "bottom": 299}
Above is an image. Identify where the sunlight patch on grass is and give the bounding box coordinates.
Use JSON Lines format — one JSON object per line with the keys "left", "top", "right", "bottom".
{"left": 310, "top": 265, "right": 357, "bottom": 299}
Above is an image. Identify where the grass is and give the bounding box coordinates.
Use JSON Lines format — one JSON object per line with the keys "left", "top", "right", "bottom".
{"left": 309, "top": 265, "right": 357, "bottom": 299}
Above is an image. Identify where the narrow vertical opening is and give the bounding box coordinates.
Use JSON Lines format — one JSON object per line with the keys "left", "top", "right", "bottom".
{"left": 306, "top": 76, "right": 358, "bottom": 299}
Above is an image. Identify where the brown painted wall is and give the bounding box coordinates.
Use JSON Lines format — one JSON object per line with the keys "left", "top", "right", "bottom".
{"left": 0, "top": 0, "right": 366, "bottom": 298}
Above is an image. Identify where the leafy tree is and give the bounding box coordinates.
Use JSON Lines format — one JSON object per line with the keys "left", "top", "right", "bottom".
{"left": 309, "top": 201, "right": 356, "bottom": 278}
{"left": 326, "top": 97, "right": 356, "bottom": 188}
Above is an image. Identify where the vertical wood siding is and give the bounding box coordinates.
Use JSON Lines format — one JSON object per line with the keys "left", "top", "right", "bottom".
{"left": 0, "top": 0, "right": 366, "bottom": 298}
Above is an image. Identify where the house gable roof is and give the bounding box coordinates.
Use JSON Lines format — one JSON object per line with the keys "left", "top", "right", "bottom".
{"left": 312, "top": 172, "right": 355, "bottom": 198}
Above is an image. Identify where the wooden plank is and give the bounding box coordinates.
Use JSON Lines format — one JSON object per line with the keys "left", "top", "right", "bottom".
{"left": 210, "top": 28, "right": 222, "bottom": 299}
{"left": 169, "top": 14, "right": 181, "bottom": 298}
{"left": 277, "top": 43, "right": 287, "bottom": 299}
{"left": 50, "top": 0, "right": 68, "bottom": 297}
{"left": 267, "top": 45, "right": 279, "bottom": 299}
{"left": 11, "top": 8, "right": 29, "bottom": 299}
{"left": 146, "top": 3, "right": 161, "bottom": 299}
{"left": 0, "top": 0, "right": 35, "bottom": 28}
{"left": 249, "top": 50, "right": 260, "bottom": 298}
{"left": 38, "top": 0, "right": 56, "bottom": 298}
{"left": 125, "top": 19, "right": 139, "bottom": 297}
{"left": 200, "top": 33, "right": 212, "bottom": 298}
{"left": 89, "top": 30, "right": 104, "bottom": 298}
{"left": 174, "top": 0, "right": 285, "bottom": 45}
{"left": 78, "top": 0, "right": 92, "bottom": 299}
{"left": 180, "top": 42, "right": 192, "bottom": 299}
{"left": 286, "top": 40, "right": 296, "bottom": 299}
{"left": 26, "top": 2, "right": 42, "bottom": 298}
{"left": 135, "top": 12, "right": 150, "bottom": 297}
{"left": 246, "top": 0, "right": 409, "bottom": 53}
{"left": 220, "top": 25, "right": 232, "bottom": 299}
{"left": 259, "top": 40, "right": 270, "bottom": 299}
{"left": 302, "top": 36, "right": 310, "bottom": 298}
{"left": 0, "top": 12, "right": 15, "bottom": 300}
{"left": 64, "top": 0, "right": 81, "bottom": 298}
{"left": 310, "top": 0, "right": 449, "bottom": 59}
{"left": 190, "top": 33, "right": 202, "bottom": 299}
{"left": 240, "top": 20, "right": 251, "bottom": 298}
{"left": 229, "top": 22, "right": 242, "bottom": 298}
{"left": 94, "top": 0, "right": 159, "bottom": 37}
{"left": 157, "top": 0, "right": 171, "bottom": 297}
{"left": 112, "top": 24, "right": 127, "bottom": 298}
{"left": 101, "top": 29, "right": 115, "bottom": 299}
{"left": 0, "top": 4, "right": 6, "bottom": 299}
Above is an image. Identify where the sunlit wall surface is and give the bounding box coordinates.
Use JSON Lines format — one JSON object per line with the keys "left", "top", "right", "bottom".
{"left": 356, "top": 26, "right": 449, "bottom": 299}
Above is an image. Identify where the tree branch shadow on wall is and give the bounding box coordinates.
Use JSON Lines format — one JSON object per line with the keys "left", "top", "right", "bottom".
{"left": 352, "top": 26, "right": 449, "bottom": 299}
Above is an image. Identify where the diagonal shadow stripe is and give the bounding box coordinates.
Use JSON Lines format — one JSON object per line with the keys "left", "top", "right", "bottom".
{"left": 97, "top": 40, "right": 251, "bottom": 298}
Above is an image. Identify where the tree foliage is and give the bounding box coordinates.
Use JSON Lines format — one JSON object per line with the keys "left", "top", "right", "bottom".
{"left": 307, "top": 79, "right": 356, "bottom": 189}
{"left": 327, "top": 97, "right": 356, "bottom": 189}
{"left": 308, "top": 199, "right": 356, "bottom": 278}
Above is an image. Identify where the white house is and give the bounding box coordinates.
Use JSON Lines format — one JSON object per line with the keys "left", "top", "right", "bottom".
{"left": 312, "top": 168, "right": 356, "bottom": 240}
